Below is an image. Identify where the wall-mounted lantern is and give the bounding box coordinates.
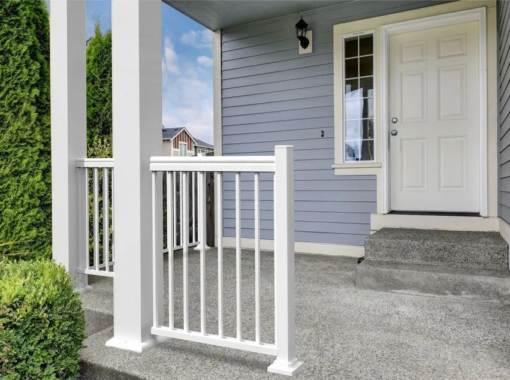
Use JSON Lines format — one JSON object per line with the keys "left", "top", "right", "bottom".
{"left": 295, "top": 16, "right": 313, "bottom": 55}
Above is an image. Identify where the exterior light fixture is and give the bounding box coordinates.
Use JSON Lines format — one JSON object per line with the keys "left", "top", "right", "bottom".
{"left": 295, "top": 16, "right": 310, "bottom": 49}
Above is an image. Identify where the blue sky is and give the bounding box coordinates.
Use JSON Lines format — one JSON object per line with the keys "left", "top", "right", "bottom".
{"left": 47, "top": 1, "right": 214, "bottom": 143}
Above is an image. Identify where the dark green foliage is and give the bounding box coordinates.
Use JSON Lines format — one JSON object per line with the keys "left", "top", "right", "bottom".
{"left": 0, "top": 0, "right": 52, "bottom": 259}
{"left": 87, "top": 23, "right": 112, "bottom": 149}
{"left": 0, "top": 260, "right": 86, "bottom": 379}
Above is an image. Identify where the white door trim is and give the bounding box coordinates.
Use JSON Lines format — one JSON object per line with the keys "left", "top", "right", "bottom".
{"left": 380, "top": 7, "right": 488, "bottom": 216}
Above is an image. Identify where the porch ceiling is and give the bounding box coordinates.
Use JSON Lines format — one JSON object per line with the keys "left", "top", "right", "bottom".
{"left": 162, "top": 0, "right": 349, "bottom": 30}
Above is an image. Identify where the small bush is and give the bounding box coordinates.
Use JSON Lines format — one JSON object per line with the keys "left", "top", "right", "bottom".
{"left": 0, "top": 260, "right": 86, "bottom": 379}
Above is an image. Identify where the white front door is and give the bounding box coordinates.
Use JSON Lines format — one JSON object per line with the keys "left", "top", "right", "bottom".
{"left": 389, "top": 21, "right": 480, "bottom": 213}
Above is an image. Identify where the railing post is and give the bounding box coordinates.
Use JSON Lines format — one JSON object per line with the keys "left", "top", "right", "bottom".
{"left": 195, "top": 153, "right": 210, "bottom": 251}
{"left": 268, "top": 146, "right": 302, "bottom": 376}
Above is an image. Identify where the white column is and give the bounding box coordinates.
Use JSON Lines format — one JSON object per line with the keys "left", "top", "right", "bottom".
{"left": 106, "top": 0, "right": 163, "bottom": 352}
{"left": 50, "top": 0, "right": 89, "bottom": 291}
{"left": 268, "top": 146, "right": 303, "bottom": 376}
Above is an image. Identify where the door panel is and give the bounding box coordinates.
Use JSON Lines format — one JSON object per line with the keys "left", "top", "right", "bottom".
{"left": 389, "top": 21, "right": 479, "bottom": 212}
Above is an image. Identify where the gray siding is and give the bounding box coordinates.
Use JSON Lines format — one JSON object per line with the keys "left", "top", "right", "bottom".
{"left": 500, "top": 0, "right": 510, "bottom": 223}
{"left": 221, "top": 0, "right": 452, "bottom": 247}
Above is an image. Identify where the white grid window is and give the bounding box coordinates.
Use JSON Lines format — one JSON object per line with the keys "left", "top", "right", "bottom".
{"left": 343, "top": 33, "right": 375, "bottom": 162}
{"left": 179, "top": 142, "right": 187, "bottom": 156}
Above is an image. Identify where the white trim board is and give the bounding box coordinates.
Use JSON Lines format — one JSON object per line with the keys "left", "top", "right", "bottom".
{"left": 221, "top": 237, "right": 364, "bottom": 258}
{"left": 380, "top": 7, "right": 488, "bottom": 216}
{"left": 371, "top": 214, "right": 499, "bottom": 232}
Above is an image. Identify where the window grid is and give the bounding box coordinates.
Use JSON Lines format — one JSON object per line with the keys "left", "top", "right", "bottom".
{"left": 343, "top": 33, "right": 375, "bottom": 163}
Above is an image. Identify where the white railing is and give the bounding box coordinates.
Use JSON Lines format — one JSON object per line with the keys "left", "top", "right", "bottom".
{"left": 162, "top": 171, "right": 199, "bottom": 254}
{"left": 76, "top": 158, "right": 115, "bottom": 277}
{"left": 150, "top": 146, "right": 302, "bottom": 376}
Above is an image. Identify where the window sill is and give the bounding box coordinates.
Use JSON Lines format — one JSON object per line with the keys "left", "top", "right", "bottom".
{"left": 332, "top": 162, "right": 382, "bottom": 169}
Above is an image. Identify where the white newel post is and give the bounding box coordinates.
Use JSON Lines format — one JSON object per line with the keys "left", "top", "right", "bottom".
{"left": 50, "top": 0, "right": 89, "bottom": 291}
{"left": 195, "top": 152, "right": 210, "bottom": 251}
{"left": 106, "top": 0, "right": 163, "bottom": 352}
{"left": 268, "top": 146, "right": 303, "bottom": 376}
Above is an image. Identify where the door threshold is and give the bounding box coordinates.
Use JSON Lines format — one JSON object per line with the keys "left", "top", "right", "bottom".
{"left": 371, "top": 213, "right": 498, "bottom": 232}
{"left": 389, "top": 211, "right": 480, "bottom": 217}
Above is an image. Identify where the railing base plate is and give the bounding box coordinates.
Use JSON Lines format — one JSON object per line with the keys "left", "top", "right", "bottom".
{"left": 105, "top": 336, "right": 160, "bottom": 353}
{"left": 267, "top": 359, "right": 303, "bottom": 376}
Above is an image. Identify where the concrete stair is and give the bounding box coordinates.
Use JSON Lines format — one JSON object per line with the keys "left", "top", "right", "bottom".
{"left": 356, "top": 228, "right": 510, "bottom": 302}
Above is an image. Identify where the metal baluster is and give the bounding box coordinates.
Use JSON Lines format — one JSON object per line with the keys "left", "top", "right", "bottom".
{"left": 217, "top": 172, "right": 223, "bottom": 337}
{"left": 93, "top": 168, "right": 99, "bottom": 270}
{"left": 84, "top": 168, "right": 89, "bottom": 270}
{"left": 182, "top": 171, "right": 189, "bottom": 332}
{"left": 254, "top": 172, "right": 260, "bottom": 343}
{"left": 235, "top": 172, "right": 242, "bottom": 340}
{"left": 103, "top": 168, "right": 110, "bottom": 272}
{"left": 167, "top": 172, "right": 175, "bottom": 329}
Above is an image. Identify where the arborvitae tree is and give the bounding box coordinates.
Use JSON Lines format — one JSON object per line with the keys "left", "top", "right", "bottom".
{"left": 0, "top": 0, "right": 51, "bottom": 258}
{"left": 87, "top": 22, "right": 113, "bottom": 151}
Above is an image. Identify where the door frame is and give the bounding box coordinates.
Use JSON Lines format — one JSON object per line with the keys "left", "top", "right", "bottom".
{"left": 380, "top": 7, "right": 488, "bottom": 216}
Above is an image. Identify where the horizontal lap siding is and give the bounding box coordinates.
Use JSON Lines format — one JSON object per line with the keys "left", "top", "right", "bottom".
{"left": 221, "top": 0, "right": 452, "bottom": 247}
{"left": 500, "top": 0, "right": 510, "bottom": 223}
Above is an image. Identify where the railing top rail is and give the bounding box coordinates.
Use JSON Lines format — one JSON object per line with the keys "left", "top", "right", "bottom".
{"left": 76, "top": 158, "right": 115, "bottom": 168}
{"left": 150, "top": 156, "right": 276, "bottom": 173}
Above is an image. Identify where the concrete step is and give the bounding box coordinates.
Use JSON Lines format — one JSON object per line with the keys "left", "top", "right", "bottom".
{"left": 365, "top": 228, "right": 508, "bottom": 270}
{"left": 84, "top": 308, "right": 113, "bottom": 337}
{"left": 81, "top": 361, "right": 144, "bottom": 380}
{"left": 356, "top": 259, "right": 510, "bottom": 303}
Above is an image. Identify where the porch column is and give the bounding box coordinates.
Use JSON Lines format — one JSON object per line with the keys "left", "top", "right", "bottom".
{"left": 106, "top": 0, "right": 163, "bottom": 352}
{"left": 50, "top": 0, "right": 88, "bottom": 291}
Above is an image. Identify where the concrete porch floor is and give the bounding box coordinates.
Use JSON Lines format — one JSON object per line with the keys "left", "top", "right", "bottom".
{"left": 80, "top": 248, "right": 510, "bottom": 379}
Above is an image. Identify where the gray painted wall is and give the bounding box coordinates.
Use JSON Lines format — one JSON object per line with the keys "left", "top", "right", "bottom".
{"left": 221, "top": 0, "right": 452, "bottom": 247}
{"left": 499, "top": 0, "right": 510, "bottom": 223}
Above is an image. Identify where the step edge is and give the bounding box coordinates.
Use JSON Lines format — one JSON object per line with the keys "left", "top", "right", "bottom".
{"left": 359, "top": 259, "right": 510, "bottom": 278}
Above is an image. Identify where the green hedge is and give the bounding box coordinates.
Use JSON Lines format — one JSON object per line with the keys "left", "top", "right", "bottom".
{"left": 0, "top": 0, "right": 52, "bottom": 260}
{"left": 0, "top": 260, "right": 86, "bottom": 379}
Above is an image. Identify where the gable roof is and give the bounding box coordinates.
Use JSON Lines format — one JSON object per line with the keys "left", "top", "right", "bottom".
{"left": 194, "top": 138, "right": 214, "bottom": 149}
{"left": 162, "top": 127, "right": 184, "bottom": 140}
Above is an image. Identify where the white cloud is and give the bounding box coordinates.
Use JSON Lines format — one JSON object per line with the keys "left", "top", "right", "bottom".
{"left": 162, "top": 39, "right": 213, "bottom": 144}
{"left": 162, "top": 37, "right": 179, "bottom": 75}
{"left": 180, "top": 30, "right": 213, "bottom": 50}
{"left": 197, "top": 56, "right": 213, "bottom": 67}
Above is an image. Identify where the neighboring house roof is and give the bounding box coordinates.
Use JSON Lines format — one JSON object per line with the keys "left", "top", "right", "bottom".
{"left": 194, "top": 138, "right": 214, "bottom": 149}
{"left": 162, "top": 127, "right": 185, "bottom": 140}
{"left": 162, "top": 127, "right": 211, "bottom": 149}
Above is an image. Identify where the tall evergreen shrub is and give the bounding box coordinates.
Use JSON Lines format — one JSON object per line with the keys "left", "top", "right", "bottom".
{"left": 0, "top": 0, "right": 52, "bottom": 259}
{"left": 87, "top": 22, "right": 112, "bottom": 148}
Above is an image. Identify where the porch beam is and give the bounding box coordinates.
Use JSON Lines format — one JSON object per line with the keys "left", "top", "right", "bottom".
{"left": 50, "top": 0, "right": 88, "bottom": 291}
{"left": 106, "top": 0, "right": 163, "bottom": 352}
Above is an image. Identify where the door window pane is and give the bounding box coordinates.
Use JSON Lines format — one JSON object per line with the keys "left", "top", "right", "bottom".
{"left": 360, "top": 77, "right": 374, "bottom": 98}
{"left": 360, "top": 56, "right": 373, "bottom": 76}
{"left": 345, "top": 58, "right": 358, "bottom": 79}
{"left": 362, "top": 98, "right": 375, "bottom": 119}
{"left": 345, "top": 99, "right": 363, "bottom": 120}
{"left": 345, "top": 140, "right": 374, "bottom": 162}
{"left": 345, "top": 79, "right": 360, "bottom": 98}
{"left": 345, "top": 37, "right": 358, "bottom": 58}
{"left": 343, "top": 32, "right": 375, "bottom": 162}
{"left": 359, "top": 35, "right": 374, "bottom": 55}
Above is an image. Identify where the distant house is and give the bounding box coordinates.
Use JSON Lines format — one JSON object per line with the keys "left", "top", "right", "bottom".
{"left": 194, "top": 138, "right": 214, "bottom": 156}
{"left": 162, "top": 127, "right": 214, "bottom": 156}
